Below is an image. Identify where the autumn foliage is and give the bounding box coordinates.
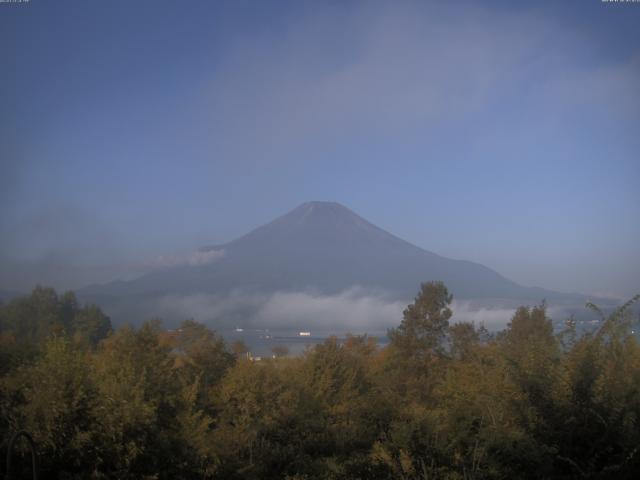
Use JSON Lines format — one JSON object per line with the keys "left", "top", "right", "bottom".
{"left": 1, "top": 283, "right": 639, "bottom": 479}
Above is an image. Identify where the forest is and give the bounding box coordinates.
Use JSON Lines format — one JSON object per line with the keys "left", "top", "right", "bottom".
{"left": 1, "top": 282, "right": 639, "bottom": 479}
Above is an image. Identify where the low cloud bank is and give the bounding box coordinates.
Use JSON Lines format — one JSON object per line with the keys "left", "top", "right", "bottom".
{"left": 149, "top": 288, "right": 554, "bottom": 333}
{"left": 256, "top": 288, "right": 406, "bottom": 331}
{"left": 449, "top": 301, "right": 516, "bottom": 330}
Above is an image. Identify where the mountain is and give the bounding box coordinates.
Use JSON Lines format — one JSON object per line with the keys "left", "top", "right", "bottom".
{"left": 79, "top": 201, "right": 589, "bottom": 324}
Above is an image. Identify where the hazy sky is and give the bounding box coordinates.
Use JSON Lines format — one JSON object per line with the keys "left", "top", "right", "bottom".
{"left": 1, "top": 0, "right": 639, "bottom": 298}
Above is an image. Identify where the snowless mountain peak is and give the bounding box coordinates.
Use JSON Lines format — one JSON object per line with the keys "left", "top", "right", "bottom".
{"left": 79, "top": 201, "right": 592, "bottom": 325}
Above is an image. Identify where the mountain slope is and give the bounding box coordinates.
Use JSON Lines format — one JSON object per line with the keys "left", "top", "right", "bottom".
{"left": 79, "top": 201, "right": 587, "bottom": 322}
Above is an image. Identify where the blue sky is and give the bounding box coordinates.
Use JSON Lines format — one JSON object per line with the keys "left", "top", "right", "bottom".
{"left": 1, "top": 0, "right": 639, "bottom": 297}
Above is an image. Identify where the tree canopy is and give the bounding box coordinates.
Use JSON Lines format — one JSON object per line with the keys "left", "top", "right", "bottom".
{"left": 1, "top": 284, "right": 639, "bottom": 479}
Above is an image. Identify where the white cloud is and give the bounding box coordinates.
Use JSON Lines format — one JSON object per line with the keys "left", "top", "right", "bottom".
{"left": 149, "top": 287, "right": 403, "bottom": 332}
{"left": 186, "top": 249, "right": 226, "bottom": 266}
{"left": 205, "top": 1, "right": 620, "bottom": 158}
{"left": 255, "top": 287, "right": 406, "bottom": 332}
{"left": 148, "top": 287, "right": 580, "bottom": 333}
{"left": 450, "top": 301, "right": 517, "bottom": 330}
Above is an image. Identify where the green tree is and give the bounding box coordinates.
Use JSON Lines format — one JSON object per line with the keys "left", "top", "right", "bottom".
{"left": 0, "top": 286, "right": 64, "bottom": 344}
{"left": 91, "top": 321, "right": 192, "bottom": 478}
{"left": 0, "top": 336, "right": 99, "bottom": 478}
{"left": 214, "top": 358, "right": 317, "bottom": 479}
{"left": 72, "top": 303, "right": 112, "bottom": 348}
{"left": 383, "top": 282, "right": 452, "bottom": 405}
{"left": 551, "top": 295, "right": 640, "bottom": 478}
{"left": 170, "top": 319, "right": 234, "bottom": 390}
{"left": 388, "top": 281, "right": 452, "bottom": 359}
{"left": 0, "top": 287, "right": 111, "bottom": 349}
{"left": 231, "top": 339, "right": 250, "bottom": 359}
{"left": 449, "top": 321, "right": 480, "bottom": 361}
